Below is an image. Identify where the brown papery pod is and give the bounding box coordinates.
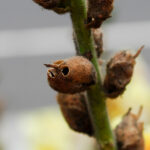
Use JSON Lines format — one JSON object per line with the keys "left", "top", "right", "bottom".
{"left": 45, "top": 56, "right": 96, "bottom": 94}
{"left": 103, "top": 46, "right": 144, "bottom": 98}
{"left": 86, "top": 0, "right": 114, "bottom": 28}
{"left": 57, "top": 93, "right": 93, "bottom": 136}
{"left": 33, "top": 0, "right": 69, "bottom": 14}
{"left": 115, "top": 107, "right": 144, "bottom": 150}
{"left": 92, "top": 28, "right": 103, "bottom": 58}
{"left": 74, "top": 29, "right": 103, "bottom": 59}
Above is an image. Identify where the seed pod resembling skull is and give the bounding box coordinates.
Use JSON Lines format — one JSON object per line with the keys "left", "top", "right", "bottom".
{"left": 86, "top": 0, "right": 114, "bottom": 28}
{"left": 103, "top": 46, "right": 144, "bottom": 98}
{"left": 57, "top": 93, "right": 93, "bottom": 136}
{"left": 115, "top": 107, "right": 144, "bottom": 150}
{"left": 45, "top": 56, "right": 96, "bottom": 94}
{"left": 33, "top": 0, "right": 69, "bottom": 14}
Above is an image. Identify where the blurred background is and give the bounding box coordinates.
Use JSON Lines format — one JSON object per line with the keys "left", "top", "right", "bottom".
{"left": 0, "top": 0, "right": 150, "bottom": 150}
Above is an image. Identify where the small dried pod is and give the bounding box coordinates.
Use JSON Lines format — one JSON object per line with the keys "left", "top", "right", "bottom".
{"left": 73, "top": 29, "right": 103, "bottom": 59}
{"left": 33, "top": 0, "right": 69, "bottom": 14}
{"left": 115, "top": 107, "right": 144, "bottom": 150}
{"left": 45, "top": 56, "right": 96, "bottom": 94}
{"left": 86, "top": 0, "right": 114, "bottom": 28}
{"left": 57, "top": 93, "right": 93, "bottom": 136}
{"left": 92, "top": 28, "right": 103, "bottom": 58}
{"left": 103, "top": 46, "right": 144, "bottom": 98}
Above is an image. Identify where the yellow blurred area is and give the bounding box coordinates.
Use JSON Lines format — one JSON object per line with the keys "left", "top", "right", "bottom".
{"left": 145, "top": 134, "right": 150, "bottom": 150}
{"left": 144, "top": 126, "right": 150, "bottom": 150}
{"left": 20, "top": 106, "right": 150, "bottom": 150}
{"left": 20, "top": 108, "right": 96, "bottom": 150}
{"left": 35, "top": 144, "right": 58, "bottom": 150}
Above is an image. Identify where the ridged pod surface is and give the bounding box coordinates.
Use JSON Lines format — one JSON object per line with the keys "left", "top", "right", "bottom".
{"left": 57, "top": 93, "right": 93, "bottom": 136}
{"left": 33, "top": 0, "right": 69, "bottom": 14}
{"left": 115, "top": 108, "right": 144, "bottom": 150}
{"left": 103, "top": 46, "right": 143, "bottom": 98}
{"left": 45, "top": 56, "right": 96, "bottom": 94}
{"left": 86, "top": 0, "right": 114, "bottom": 28}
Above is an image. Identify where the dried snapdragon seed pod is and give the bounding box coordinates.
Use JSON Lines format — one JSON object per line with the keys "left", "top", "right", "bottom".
{"left": 115, "top": 107, "right": 144, "bottom": 150}
{"left": 92, "top": 28, "right": 103, "bottom": 58}
{"left": 103, "top": 46, "right": 144, "bottom": 98}
{"left": 33, "top": 0, "right": 69, "bottom": 14}
{"left": 45, "top": 56, "right": 96, "bottom": 94}
{"left": 73, "top": 29, "right": 103, "bottom": 59}
{"left": 86, "top": 0, "right": 114, "bottom": 28}
{"left": 57, "top": 93, "right": 93, "bottom": 136}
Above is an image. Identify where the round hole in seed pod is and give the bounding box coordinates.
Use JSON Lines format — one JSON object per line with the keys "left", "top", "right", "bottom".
{"left": 62, "top": 67, "right": 69, "bottom": 76}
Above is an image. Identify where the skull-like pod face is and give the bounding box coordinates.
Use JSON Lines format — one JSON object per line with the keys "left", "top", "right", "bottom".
{"left": 45, "top": 56, "right": 96, "bottom": 94}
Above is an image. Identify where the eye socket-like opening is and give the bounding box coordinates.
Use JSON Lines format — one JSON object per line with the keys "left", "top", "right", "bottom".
{"left": 62, "top": 67, "right": 69, "bottom": 76}
{"left": 49, "top": 71, "right": 55, "bottom": 78}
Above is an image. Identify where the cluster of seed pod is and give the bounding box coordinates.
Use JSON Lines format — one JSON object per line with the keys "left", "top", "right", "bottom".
{"left": 103, "top": 46, "right": 144, "bottom": 98}
{"left": 115, "top": 107, "right": 144, "bottom": 150}
{"left": 34, "top": 0, "right": 145, "bottom": 149}
{"left": 86, "top": 0, "right": 114, "bottom": 28}
{"left": 44, "top": 44, "right": 143, "bottom": 135}
{"left": 33, "top": 0, "right": 69, "bottom": 14}
{"left": 44, "top": 56, "right": 96, "bottom": 135}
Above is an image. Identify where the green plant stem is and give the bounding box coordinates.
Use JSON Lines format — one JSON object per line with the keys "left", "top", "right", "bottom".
{"left": 70, "top": 0, "right": 117, "bottom": 150}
